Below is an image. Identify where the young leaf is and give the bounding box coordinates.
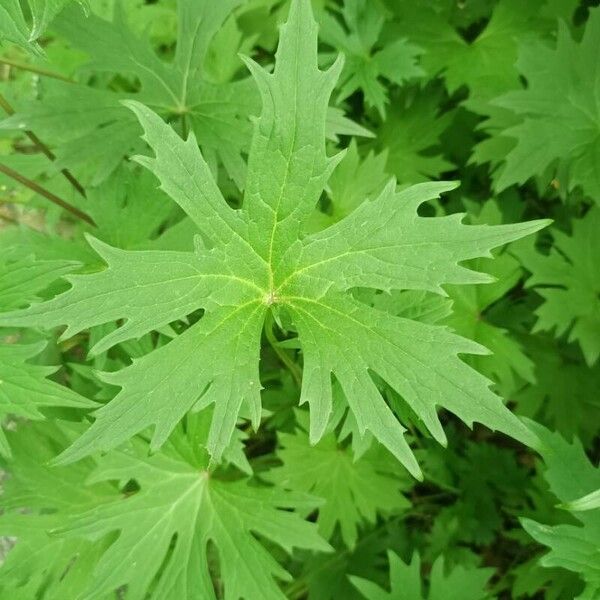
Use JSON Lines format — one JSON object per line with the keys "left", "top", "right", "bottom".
{"left": 562, "top": 489, "right": 600, "bottom": 513}
{"left": 0, "top": 0, "right": 548, "bottom": 479}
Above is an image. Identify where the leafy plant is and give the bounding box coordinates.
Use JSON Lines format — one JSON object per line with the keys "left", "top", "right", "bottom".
{"left": 0, "top": 0, "right": 597, "bottom": 598}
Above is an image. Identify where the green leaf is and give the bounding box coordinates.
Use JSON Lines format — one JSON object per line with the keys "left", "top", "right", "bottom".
{"left": 0, "top": 0, "right": 34, "bottom": 52}
{"left": 57, "top": 442, "right": 329, "bottom": 600}
{"left": 267, "top": 422, "right": 410, "bottom": 547}
{"left": 562, "top": 489, "right": 600, "bottom": 513}
{"left": 521, "top": 425, "right": 600, "bottom": 600}
{"left": 372, "top": 85, "right": 454, "bottom": 185}
{"left": 513, "top": 335, "right": 600, "bottom": 444}
{"left": 29, "top": 0, "right": 83, "bottom": 40}
{"left": 319, "top": 0, "right": 423, "bottom": 116}
{"left": 0, "top": 0, "right": 83, "bottom": 53}
{"left": 0, "top": 421, "right": 327, "bottom": 600}
{"left": 1, "top": 0, "right": 253, "bottom": 186}
{"left": 306, "top": 140, "right": 389, "bottom": 231}
{"left": 350, "top": 551, "right": 494, "bottom": 600}
{"left": 0, "top": 0, "right": 548, "bottom": 479}
{"left": 516, "top": 208, "right": 600, "bottom": 366}
{"left": 0, "top": 343, "right": 95, "bottom": 456}
{"left": 493, "top": 9, "right": 600, "bottom": 198}
{"left": 0, "top": 423, "right": 114, "bottom": 600}
{"left": 0, "top": 255, "right": 77, "bottom": 311}
{"left": 444, "top": 201, "right": 535, "bottom": 395}
{"left": 389, "top": 0, "right": 546, "bottom": 109}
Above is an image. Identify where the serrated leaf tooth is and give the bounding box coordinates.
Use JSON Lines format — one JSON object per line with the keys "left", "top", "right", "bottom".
{"left": 240, "top": 54, "right": 272, "bottom": 92}
{"left": 326, "top": 53, "right": 345, "bottom": 82}
{"left": 96, "top": 368, "right": 122, "bottom": 386}
{"left": 89, "top": 322, "right": 131, "bottom": 357}
{"left": 130, "top": 154, "right": 154, "bottom": 170}
{"left": 83, "top": 233, "right": 117, "bottom": 260}
{"left": 325, "top": 149, "right": 348, "bottom": 180}
{"left": 149, "top": 422, "right": 173, "bottom": 454}
{"left": 454, "top": 268, "right": 496, "bottom": 286}
{"left": 301, "top": 369, "right": 333, "bottom": 445}
{"left": 396, "top": 180, "right": 460, "bottom": 210}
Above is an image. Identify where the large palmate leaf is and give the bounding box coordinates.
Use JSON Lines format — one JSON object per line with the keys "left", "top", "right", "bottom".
{"left": 0, "top": 0, "right": 548, "bottom": 479}
{"left": 56, "top": 441, "right": 328, "bottom": 600}
{"left": 0, "top": 422, "right": 323, "bottom": 600}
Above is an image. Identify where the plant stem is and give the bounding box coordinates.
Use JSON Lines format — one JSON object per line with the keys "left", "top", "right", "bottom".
{"left": 0, "top": 58, "right": 73, "bottom": 82}
{"left": 265, "top": 312, "right": 302, "bottom": 388}
{"left": 0, "top": 93, "right": 87, "bottom": 198}
{"left": 180, "top": 112, "right": 189, "bottom": 138}
{"left": 0, "top": 163, "right": 95, "bottom": 226}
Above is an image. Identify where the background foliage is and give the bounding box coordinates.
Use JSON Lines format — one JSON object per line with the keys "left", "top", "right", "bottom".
{"left": 0, "top": 0, "right": 599, "bottom": 598}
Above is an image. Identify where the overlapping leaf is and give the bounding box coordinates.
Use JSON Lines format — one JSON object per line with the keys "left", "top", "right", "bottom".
{"left": 0, "top": 0, "right": 83, "bottom": 53}
{"left": 0, "top": 255, "right": 93, "bottom": 456}
{"left": 319, "top": 0, "right": 423, "bottom": 116}
{"left": 444, "top": 202, "right": 535, "bottom": 395}
{"left": 0, "top": 422, "right": 324, "bottom": 600}
{"left": 388, "top": 0, "right": 549, "bottom": 110}
{"left": 57, "top": 441, "right": 328, "bottom": 600}
{"left": 268, "top": 421, "right": 409, "bottom": 547}
{"left": 516, "top": 208, "right": 600, "bottom": 366}
{"left": 350, "top": 551, "right": 493, "bottom": 600}
{"left": 491, "top": 9, "right": 600, "bottom": 197}
{"left": 514, "top": 336, "right": 600, "bottom": 444}
{"left": 0, "top": 423, "right": 114, "bottom": 600}
{"left": 0, "top": 0, "right": 253, "bottom": 186}
{"left": 372, "top": 85, "right": 454, "bottom": 185}
{"left": 521, "top": 425, "right": 600, "bottom": 600}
